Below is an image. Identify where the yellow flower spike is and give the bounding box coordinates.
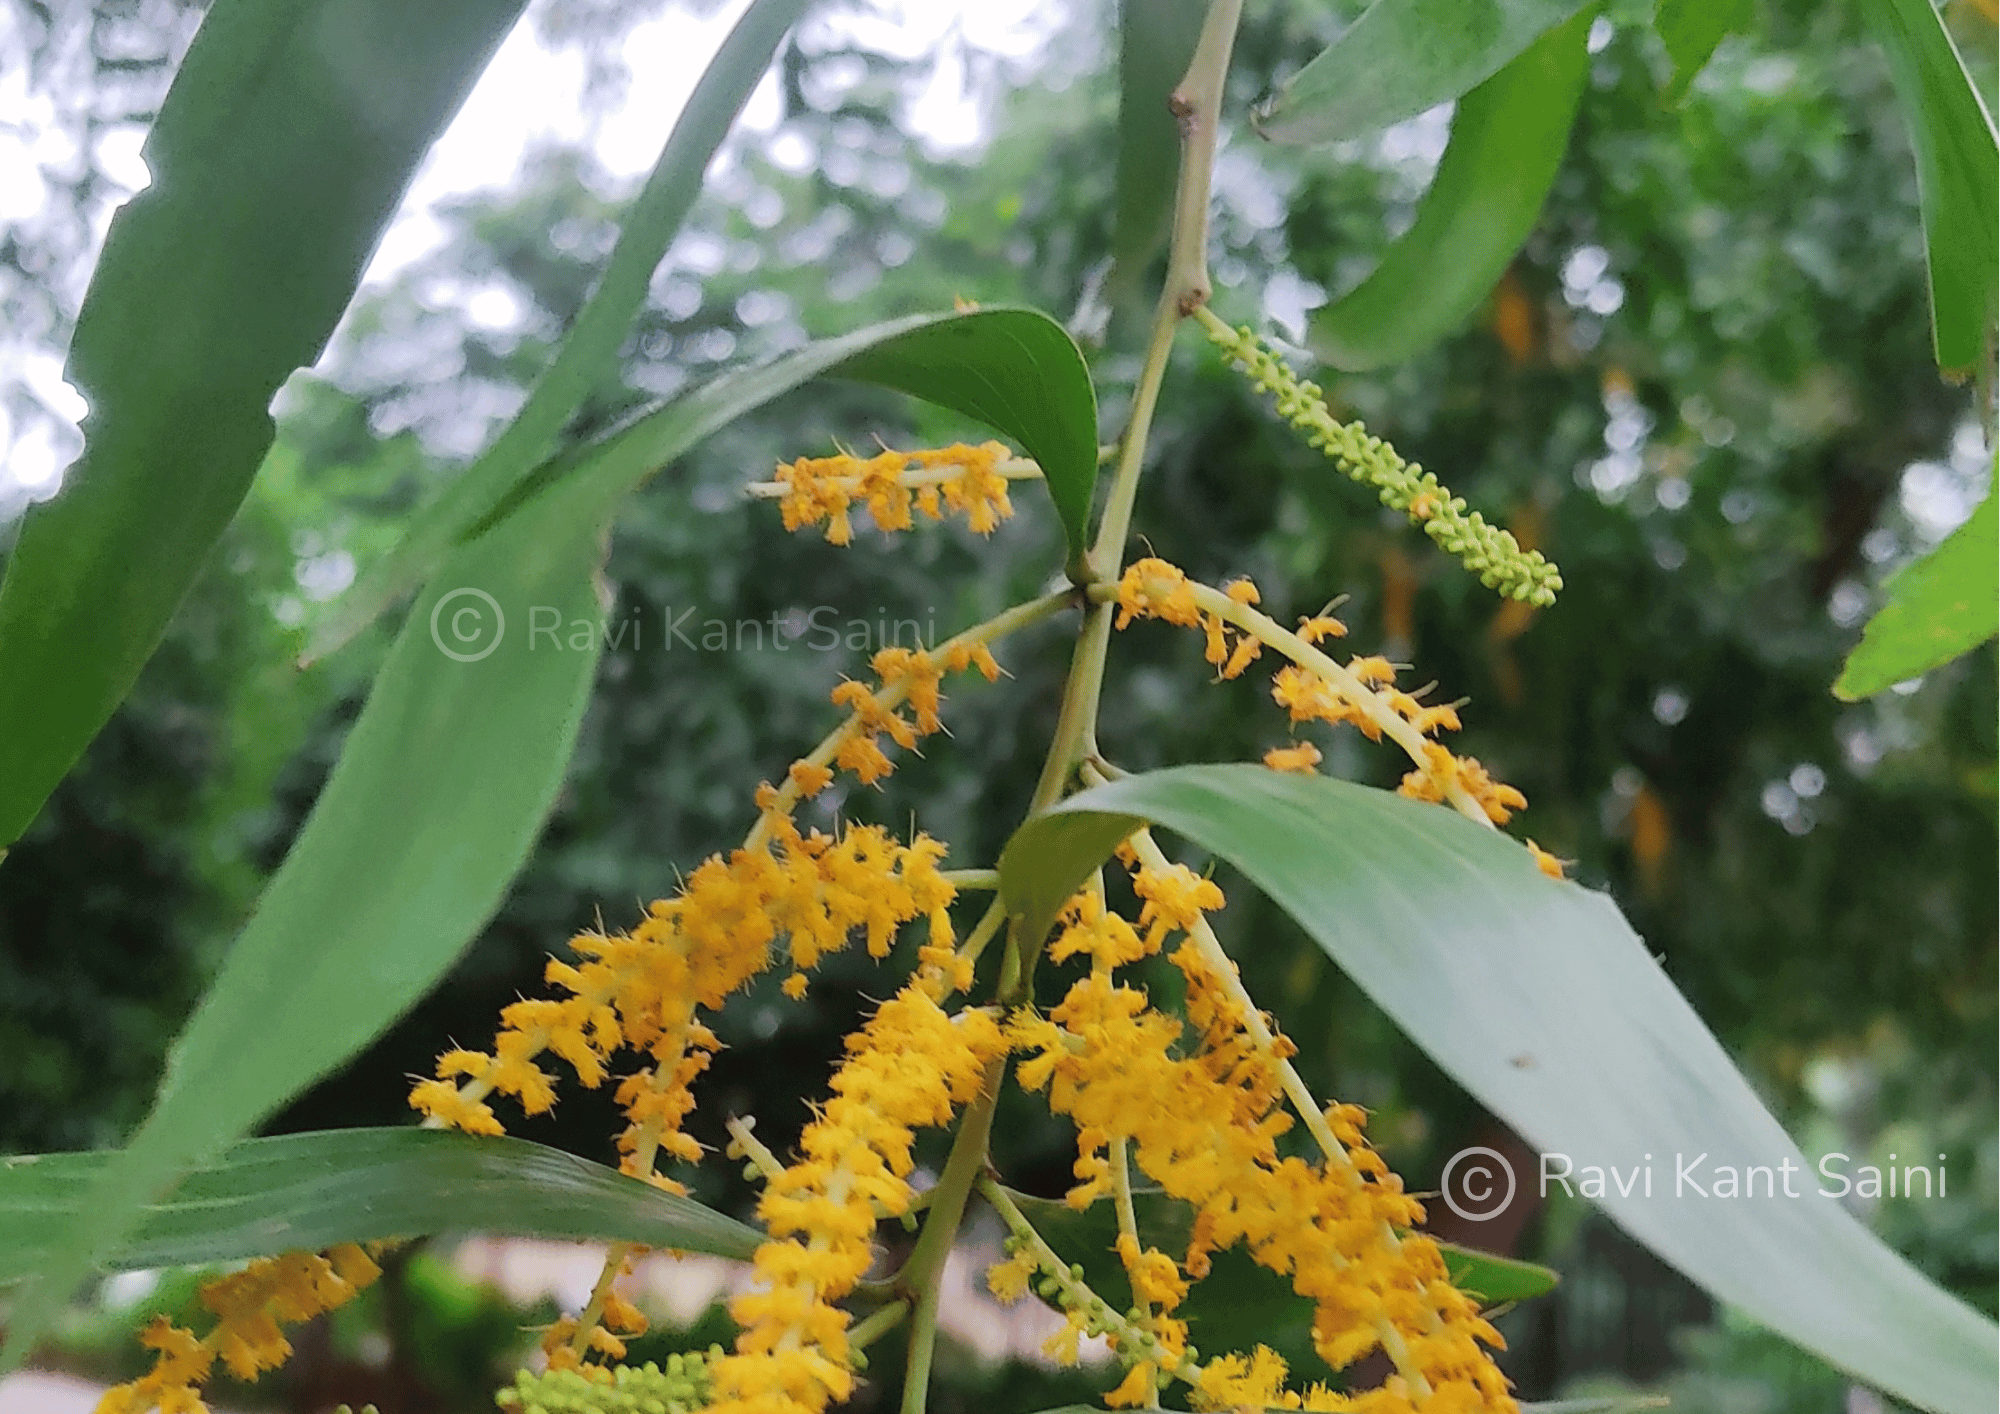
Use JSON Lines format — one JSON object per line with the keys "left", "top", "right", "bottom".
{"left": 407, "top": 1078, "right": 503, "bottom": 1136}
{"left": 980, "top": 1178, "right": 1210, "bottom": 1401}
{"left": 739, "top": 591, "right": 1070, "bottom": 832}
{"left": 707, "top": 985, "right": 1006, "bottom": 1414}
{"left": 1222, "top": 634, "right": 1263, "bottom": 680}
{"left": 755, "top": 440, "right": 1038, "bottom": 543}
{"left": 941, "top": 639, "right": 1003, "bottom": 681}
{"left": 411, "top": 804, "right": 964, "bottom": 1215}
{"left": 1203, "top": 614, "right": 1230, "bottom": 669}
{"left": 1103, "top": 1360, "right": 1158, "bottom": 1408}
{"left": 1409, "top": 702, "right": 1462, "bottom": 736}
{"left": 1012, "top": 849, "right": 1519, "bottom": 1413}
{"left": 1115, "top": 1232, "right": 1191, "bottom": 1310}
{"left": 1115, "top": 557, "right": 1200, "bottom": 629}
{"left": 97, "top": 1247, "right": 383, "bottom": 1413}
{"left": 788, "top": 760, "right": 834, "bottom": 796}
{"left": 1042, "top": 1307, "right": 1090, "bottom": 1366}
{"left": 1527, "top": 839, "right": 1567, "bottom": 879}
{"left": 1401, "top": 749, "right": 1527, "bottom": 825}
{"left": 1130, "top": 859, "right": 1225, "bottom": 953}
{"left": 1100, "top": 565, "right": 1526, "bottom": 832}
{"left": 1046, "top": 890, "right": 1150, "bottom": 970}
{"left": 834, "top": 731, "right": 896, "bottom": 785}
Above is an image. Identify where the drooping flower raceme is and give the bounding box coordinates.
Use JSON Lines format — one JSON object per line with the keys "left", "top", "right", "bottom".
{"left": 409, "top": 809, "right": 963, "bottom": 1179}
{"left": 705, "top": 986, "right": 1005, "bottom": 1414}
{"left": 1006, "top": 860, "right": 1518, "bottom": 1414}
{"left": 755, "top": 441, "right": 1033, "bottom": 544}
{"left": 1108, "top": 557, "right": 1535, "bottom": 832}
{"left": 97, "top": 1245, "right": 383, "bottom": 1414}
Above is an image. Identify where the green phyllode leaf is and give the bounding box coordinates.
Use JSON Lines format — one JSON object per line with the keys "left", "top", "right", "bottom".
{"left": 1653, "top": 0, "right": 1755, "bottom": 103}
{"left": 306, "top": 0, "right": 812, "bottom": 663}
{"left": 0, "top": 0, "right": 527, "bottom": 849}
{"left": 999, "top": 765, "right": 1999, "bottom": 1414}
{"left": 1307, "top": 8, "right": 1593, "bottom": 371}
{"left": 1834, "top": 459, "right": 1998, "bottom": 700}
{"left": 1252, "top": 0, "right": 1591, "bottom": 144}
{"left": 1862, "top": 0, "right": 2000, "bottom": 374}
{"left": 1, "top": 465, "right": 615, "bottom": 1371}
{"left": 1436, "top": 1239, "right": 1560, "bottom": 1305}
{"left": 0, "top": 1128, "right": 760, "bottom": 1283}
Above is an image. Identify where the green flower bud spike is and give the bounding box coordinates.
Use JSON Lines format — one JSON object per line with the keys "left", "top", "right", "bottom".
{"left": 495, "top": 1350, "right": 723, "bottom": 1414}
{"left": 1196, "top": 306, "right": 1562, "bottom": 607}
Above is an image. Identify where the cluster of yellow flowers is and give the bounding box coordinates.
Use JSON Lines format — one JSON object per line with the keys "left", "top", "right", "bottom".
{"left": 103, "top": 399, "right": 1549, "bottom": 1414}
{"left": 98, "top": 1245, "right": 382, "bottom": 1414}
{"left": 823, "top": 641, "right": 996, "bottom": 786}
{"left": 1004, "top": 859, "right": 1516, "bottom": 1413}
{"left": 747, "top": 632, "right": 1009, "bottom": 822}
{"left": 410, "top": 807, "right": 962, "bottom": 1174}
{"left": 766, "top": 441, "right": 1025, "bottom": 543}
{"left": 1110, "top": 557, "right": 1536, "bottom": 833}
{"left": 707, "top": 985, "right": 1005, "bottom": 1414}
{"left": 392, "top": 549, "right": 1053, "bottom": 1386}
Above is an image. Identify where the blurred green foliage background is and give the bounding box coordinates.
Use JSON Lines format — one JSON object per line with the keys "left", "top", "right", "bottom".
{"left": 1, "top": 0, "right": 1993, "bottom": 1408}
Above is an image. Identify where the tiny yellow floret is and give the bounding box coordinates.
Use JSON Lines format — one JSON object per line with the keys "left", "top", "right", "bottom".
{"left": 1263, "top": 742, "right": 1323, "bottom": 774}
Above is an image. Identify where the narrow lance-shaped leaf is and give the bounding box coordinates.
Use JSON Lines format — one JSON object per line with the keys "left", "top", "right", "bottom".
{"left": 1252, "top": 0, "right": 1591, "bottom": 144}
{"left": 1834, "top": 457, "right": 1998, "bottom": 700}
{"left": 306, "top": 0, "right": 813, "bottom": 663}
{"left": 1862, "top": 0, "right": 1999, "bottom": 374}
{"left": 0, "top": 1129, "right": 760, "bottom": 1283}
{"left": 1308, "top": 8, "right": 1592, "bottom": 372}
{"left": 1, "top": 460, "right": 614, "bottom": 1372}
{"left": 0, "top": 0, "right": 527, "bottom": 849}
{"left": 1000, "top": 765, "right": 1999, "bottom": 1414}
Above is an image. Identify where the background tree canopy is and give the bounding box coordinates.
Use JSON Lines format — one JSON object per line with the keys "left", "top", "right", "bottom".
{"left": 0, "top": 0, "right": 1993, "bottom": 1409}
